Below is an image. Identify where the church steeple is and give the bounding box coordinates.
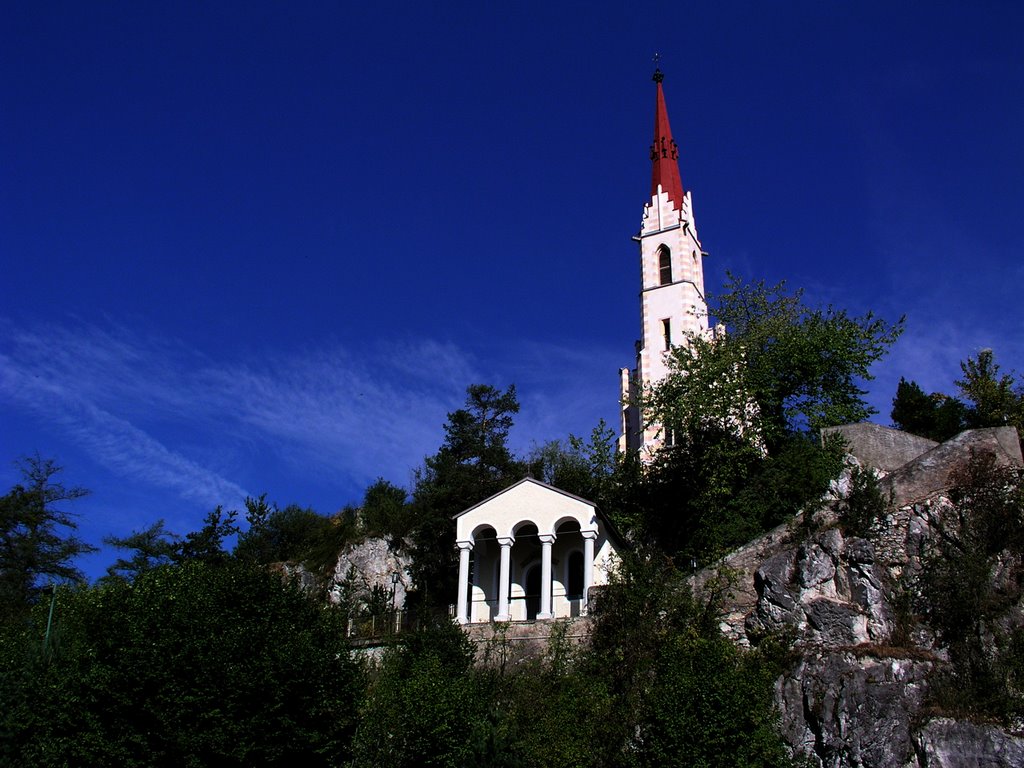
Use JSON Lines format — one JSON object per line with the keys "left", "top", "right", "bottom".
{"left": 650, "top": 69, "right": 684, "bottom": 208}
{"left": 618, "top": 64, "right": 710, "bottom": 459}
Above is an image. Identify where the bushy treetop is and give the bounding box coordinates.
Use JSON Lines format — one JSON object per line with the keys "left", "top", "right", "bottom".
{"left": 648, "top": 273, "right": 904, "bottom": 452}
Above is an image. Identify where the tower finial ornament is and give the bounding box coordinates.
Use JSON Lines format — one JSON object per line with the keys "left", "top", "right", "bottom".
{"left": 652, "top": 52, "right": 664, "bottom": 82}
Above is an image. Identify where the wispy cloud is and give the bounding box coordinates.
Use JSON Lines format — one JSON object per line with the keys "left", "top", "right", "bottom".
{"left": 0, "top": 320, "right": 619, "bottom": 516}
{"left": 0, "top": 321, "right": 472, "bottom": 499}
{"left": 0, "top": 336, "right": 248, "bottom": 509}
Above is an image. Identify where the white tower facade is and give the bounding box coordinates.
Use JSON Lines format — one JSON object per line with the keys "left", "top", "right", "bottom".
{"left": 619, "top": 69, "right": 709, "bottom": 457}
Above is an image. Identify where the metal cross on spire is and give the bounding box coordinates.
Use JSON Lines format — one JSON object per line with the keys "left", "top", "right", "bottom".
{"left": 652, "top": 52, "right": 664, "bottom": 82}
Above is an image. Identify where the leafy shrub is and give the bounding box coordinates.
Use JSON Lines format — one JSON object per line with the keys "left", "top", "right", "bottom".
{"left": 916, "top": 450, "right": 1024, "bottom": 720}
{"left": 834, "top": 464, "right": 890, "bottom": 538}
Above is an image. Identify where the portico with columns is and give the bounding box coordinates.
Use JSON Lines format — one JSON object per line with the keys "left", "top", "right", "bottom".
{"left": 453, "top": 478, "right": 620, "bottom": 624}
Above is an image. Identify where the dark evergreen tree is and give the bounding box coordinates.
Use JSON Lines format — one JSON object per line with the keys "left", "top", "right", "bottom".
{"left": 102, "top": 519, "right": 179, "bottom": 582}
{"left": 891, "top": 349, "right": 1022, "bottom": 445}
{"left": 406, "top": 384, "right": 526, "bottom": 610}
{"left": 0, "top": 456, "right": 95, "bottom": 623}
{"left": 358, "top": 478, "right": 411, "bottom": 547}
{"left": 235, "top": 497, "right": 351, "bottom": 571}
{"left": 890, "top": 377, "right": 967, "bottom": 441}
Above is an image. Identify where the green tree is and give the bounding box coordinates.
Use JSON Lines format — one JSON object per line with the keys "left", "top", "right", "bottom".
{"left": 584, "top": 553, "right": 791, "bottom": 767}
{"left": 833, "top": 464, "right": 890, "bottom": 538}
{"left": 0, "top": 456, "right": 95, "bottom": 622}
{"left": 235, "top": 496, "right": 352, "bottom": 572}
{"left": 105, "top": 505, "right": 245, "bottom": 582}
{"left": 890, "top": 349, "right": 1023, "bottom": 444}
{"left": 647, "top": 274, "right": 903, "bottom": 452}
{"left": 350, "top": 620, "right": 487, "bottom": 768}
{"left": 178, "top": 505, "right": 239, "bottom": 564}
{"left": 0, "top": 559, "right": 362, "bottom": 766}
{"left": 406, "top": 384, "right": 527, "bottom": 609}
{"left": 644, "top": 429, "right": 844, "bottom": 563}
{"left": 529, "top": 420, "right": 617, "bottom": 501}
{"left": 358, "top": 478, "right": 411, "bottom": 547}
{"left": 956, "top": 348, "right": 1024, "bottom": 432}
{"left": 480, "top": 624, "right": 611, "bottom": 768}
{"left": 890, "top": 377, "right": 967, "bottom": 441}
{"left": 636, "top": 632, "right": 791, "bottom": 768}
{"left": 528, "top": 421, "right": 647, "bottom": 540}
{"left": 638, "top": 276, "right": 896, "bottom": 561}
{"left": 103, "top": 519, "right": 180, "bottom": 581}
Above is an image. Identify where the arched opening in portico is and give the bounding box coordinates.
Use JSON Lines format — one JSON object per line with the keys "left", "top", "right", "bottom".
{"left": 567, "top": 551, "right": 584, "bottom": 599}
{"left": 554, "top": 519, "right": 585, "bottom": 616}
{"left": 524, "top": 564, "right": 541, "bottom": 620}
{"left": 469, "top": 525, "right": 498, "bottom": 623}
{"left": 511, "top": 522, "right": 540, "bottom": 622}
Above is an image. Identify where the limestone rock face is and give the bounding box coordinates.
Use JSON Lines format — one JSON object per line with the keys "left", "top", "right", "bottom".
{"left": 746, "top": 528, "right": 892, "bottom": 648}
{"left": 703, "top": 426, "right": 1024, "bottom": 767}
{"left": 328, "top": 537, "right": 412, "bottom": 609}
{"left": 912, "top": 719, "right": 1024, "bottom": 768}
{"left": 756, "top": 517, "right": 1024, "bottom": 767}
{"left": 779, "top": 652, "right": 932, "bottom": 768}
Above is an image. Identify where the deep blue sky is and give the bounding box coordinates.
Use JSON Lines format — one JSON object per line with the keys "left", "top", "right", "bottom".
{"left": 3, "top": 2, "right": 1022, "bottom": 580}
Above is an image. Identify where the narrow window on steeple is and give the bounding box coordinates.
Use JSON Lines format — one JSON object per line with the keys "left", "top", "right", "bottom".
{"left": 662, "top": 318, "right": 671, "bottom": 350}
{"left": 658, "top": 245, "right": 672, "bottom": 285}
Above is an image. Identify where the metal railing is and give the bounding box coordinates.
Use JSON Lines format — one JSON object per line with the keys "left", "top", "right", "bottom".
{"left": 344, "top": 607, "right": 456, "bottom": 642}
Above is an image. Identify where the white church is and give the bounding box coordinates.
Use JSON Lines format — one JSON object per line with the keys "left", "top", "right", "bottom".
{"left": 452, "top": 69, "right": 709, "bottom": 624}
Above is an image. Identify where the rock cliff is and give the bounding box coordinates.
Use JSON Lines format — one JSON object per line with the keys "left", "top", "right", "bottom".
{"left": 703, "top": 425, "right": 1024, "bottom": 767}
{"left": 327, "top": 536, "right": 412, "bottom": 609}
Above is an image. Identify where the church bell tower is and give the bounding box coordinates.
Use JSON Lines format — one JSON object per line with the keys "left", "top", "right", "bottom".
{"left": 619, "top": 68, "right": 709, "bottom": 457}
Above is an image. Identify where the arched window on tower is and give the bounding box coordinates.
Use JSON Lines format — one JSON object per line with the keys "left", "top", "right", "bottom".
{"left": 658, "top": 245, "right": 672, "bottom": 285}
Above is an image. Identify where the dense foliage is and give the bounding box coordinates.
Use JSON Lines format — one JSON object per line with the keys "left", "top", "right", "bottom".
{"left": 235, "top": 495, "right": 355, "bottom": 572}
{"left": 584, "top": 554, "right": 792, "bottom": 767}
{"left": 350, "top": 620, "right": 488, "bottom": 768}
{"left": 626, "top": 275, "right": 895, "bottom": 563}
{"left": 915, "top": 450, "right": 1024, "bottom": 720}
{"left": 833, "top": 464, "right": 890, "bottom": 538}
{"left": 639, "top": 430, "right": 845, "bottom": 563}
{"left": 0, "top": 560, "right": 362, "bottom": 766}
{"left": 350, "top": 554, "right": 792, "bottom": 768}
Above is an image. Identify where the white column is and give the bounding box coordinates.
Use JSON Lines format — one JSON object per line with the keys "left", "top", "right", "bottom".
{"left": 456, "top": 541, "right": 473, "bottom": 624}
{"left": 496, "top": 536, "right": 514, "bottom": 621}
{"left": 537, "top": 533, "right": 556, "bottom": 620}
{"left": 582, "top": 530, "right": 597, "bottom": 615}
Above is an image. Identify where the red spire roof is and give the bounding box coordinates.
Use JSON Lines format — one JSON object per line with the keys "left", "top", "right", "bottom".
{"left": 649, "top": 69, "right": 684, "bottom": 208}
